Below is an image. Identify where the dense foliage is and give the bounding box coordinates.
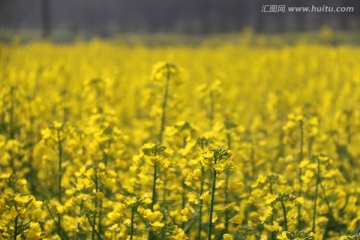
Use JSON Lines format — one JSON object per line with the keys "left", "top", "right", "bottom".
{"left": 0, "top": 38, "right": 359, "bottom": 239}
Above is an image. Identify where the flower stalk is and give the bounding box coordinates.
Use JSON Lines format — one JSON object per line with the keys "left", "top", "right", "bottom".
{"left": 207, "top": 166, "right": 217, "bottom": 240}
{"left": 297, "top": 119, "right": 304, "bottom": 230}
{"left": 312, "top": 156, "right": 320, "bottom": 233}
{"left": 56, "top": 127, "right": 63, "bottom": 238}
{"left": 159, "top": 63, "right": 171, "bottom": 144}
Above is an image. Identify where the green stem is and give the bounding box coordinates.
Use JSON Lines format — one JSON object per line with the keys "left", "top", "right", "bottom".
{"left": 159, "top": 63, "right": 171, "bottom": 144}
{"left": 207, "top": 168, "right": 217, "bottom": 240}
{"left": 9, "top": 86, "right": 15, "bottom": 139}
{"left": 26, "top": 97, "right": 35, "bottom": 191}
{"left": 297, "top": 120, "right": 304, "bottom": 230}
{"left": 10, "top": 152, "right": 15, "bottom": 175}
{"left": 151, "top": 162, "right": 157, "bottom": 211}
{"left": 269, "top": 179, "right": 275, "bottom": 240}
{"left": 224, "top": 168, "right": 230, "bottom": 233}
{"left": 224, "top": 133, "right": 231, "bottom": 233}
{"left": 312, "top": 157, "right": 320, "bottom": 233}
{"left": 162, "top": 171, "right": 168, "bottom": 208}
{"left": 319, "top": 180, "right": 335, "bottom": 218}
{"left": 57, "top": 128, "right": 63, "bottom": 238}
{"left": 13, "top": 214, "right": 18, "bottom": 240}
{"left": 148, "top": 161, "right": 158, "bottom": 240}
{"left": 198, "top": 166, "right": 205, "bottom": 239}
{"left": 87, "top": 216, "right": 103, "bottom": 240}
{"left": 281, "top": 200, "right": 288, "bottom": 231}
{"left": 57, "top": 129, "right": 63, "bottom": 203}
{"left": 92, "top": 166, "right": 99, "bottom": 240}
{"left": 76, "top": 200, "right": 84, "bottom": 240}
{"left": 181, "top": 178, "right": 186, "bottom": 229}
{"left": 103, "top": 139, "right": 111, "bottom": 166}
{"left": 181, "top": 137, "right": 187, "bottom": 230}
{"left": 98, "top": 201, "right": 103, "bottom": 236}
{"left": 92, "top": 215, "right": 96, "bottom": 240}
{"left": 44, "top": 202, "right": 68, "bottom": 239}
{"left": 250, "top": 145, "right": 255, "bottom": 179}
{"left": 130, "top": 206, "right": 135, "bottom": 240}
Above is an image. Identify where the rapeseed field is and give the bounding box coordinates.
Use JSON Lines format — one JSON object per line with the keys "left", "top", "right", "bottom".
{"left": 0, "top": 37, "right": 359, "bottom": 239}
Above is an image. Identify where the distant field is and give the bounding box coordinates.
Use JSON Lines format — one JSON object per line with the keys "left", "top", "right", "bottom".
{"left": 1, "top": 27, "right": 360, "bottom": 46}
{"left": 0, "top": 37, "right": 359, "bottom": 239}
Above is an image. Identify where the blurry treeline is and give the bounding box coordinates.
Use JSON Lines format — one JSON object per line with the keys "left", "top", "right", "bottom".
{"left": 0, "top": 0, "right": 359, "bottom": 37}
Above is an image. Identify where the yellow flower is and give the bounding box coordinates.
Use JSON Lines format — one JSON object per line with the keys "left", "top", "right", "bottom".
{"left": 299, "top": 159, "right": 310, "bottom": 168}
{"left": 125, "top": 196, "right": 137, "bottom": 206}
{"left": 95, "top": 191, "right": 104, "bottom": 200}
{"left": 152, "top": 62, "right": 179, "bottom": 82}
{"left": 264, "top": 221, "right": 282, "bottom": 232}
{"left": 229, "top": 215, "right": 242, "bottom": 224}
{"left": 109, "top": 224, "right": 120, "bottom": 232}
{"left": 123, "top": 219, "right": 131, "bottom": 226}
{"left": 214, "top": 163, "right": 226, "bottom": 173}
{"left": 223, "top": 233, "right": 233, "bottom": 240}
{"left": 14, "top": 194, "right": 32, "bottom": 204}
{"left": 27, "top": 222, "right": 41, "bottom": 240}
{"left": 265, "top": 194, "right": 278, "bottom": 205}
{"left": 142, "top": 198, "right": 152, "bottom": 204}
{"left": 41, "top": 128, "right": 52, "bottom": 140}
{"left": 98, "top": 162, "right": 106, "bottom": 170}
{"left": 318, "top": 155, "right": 329, "bottom": 163}
{"left": 53, "top": 121, "right": 63, "bottom": 129}
{"left": 301, "top": 170, "right": 314, "bottom": 183}
{"left": 201, "top": 191, "right": 211, "bottom": 206}
{"left": 31, "top": 208, "right": 46, "bottom": 222}
{"left": 151, "top": 221, "right": 164, "bottom": 228}
{"left": 295, "top": 197, "right": 304, "bottom": 205}
{"left": 223, "top": 202, "right": 236, "bottom": 210}
{"left": 259, "top": 206, "right": 273, "bottom": 223}
{"left": 144, "top": 210, "right": 163, "bottom": 222}
{"left": 0, "top": 173, "right": 11, "bottom": 179}
{"left": 277, "top": 231, "right": 289, "bottom": 240}
{"left": 193, "top": 169, "right": 202, "bottom": 179}
{"left": 8, "top": 206, "right": 18, "bottom": 221}
{"left": 108, "top": 211, "right": 121, "bottom": 221}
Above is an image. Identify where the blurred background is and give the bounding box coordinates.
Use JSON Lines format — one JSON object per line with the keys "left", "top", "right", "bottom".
{"left": 0, "top": 0, "right": 359, "bottom": 41}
